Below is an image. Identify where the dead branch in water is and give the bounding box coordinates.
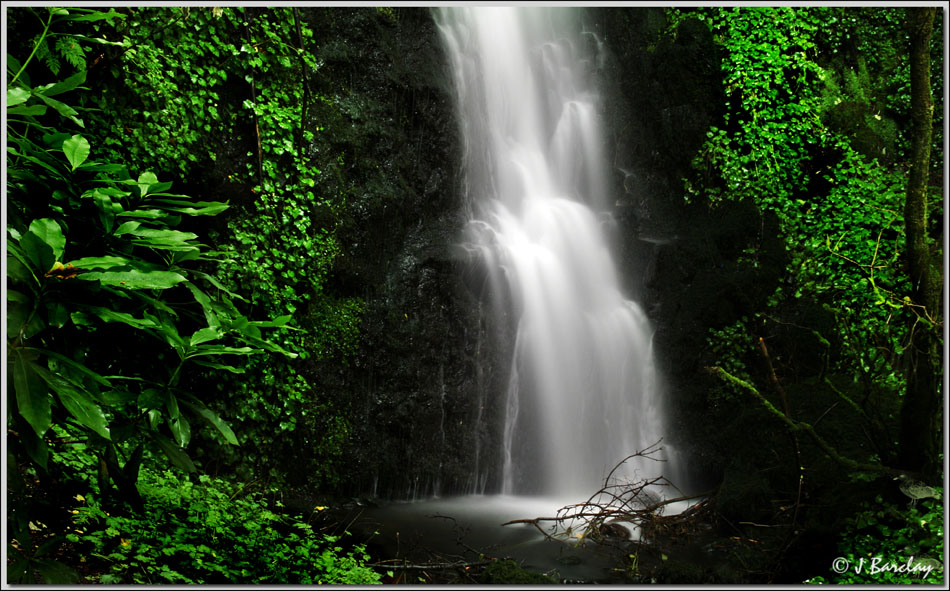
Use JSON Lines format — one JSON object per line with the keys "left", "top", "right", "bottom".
{"left": 501, "top": 441, "right": 713, "bottom": 545}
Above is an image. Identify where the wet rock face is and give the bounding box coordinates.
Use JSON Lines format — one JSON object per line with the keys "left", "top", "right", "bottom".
{"left": 300, "top": 7, "right": 505, "bottom": 498}
{"left": 597, "top": 8, "right": 787, "bottom": 492}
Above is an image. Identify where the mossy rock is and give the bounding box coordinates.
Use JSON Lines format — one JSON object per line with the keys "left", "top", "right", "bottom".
{"left": 478, "top": 560, "right": 557, "bottom": 584}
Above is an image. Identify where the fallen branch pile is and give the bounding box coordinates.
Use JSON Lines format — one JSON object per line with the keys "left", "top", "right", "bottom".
{"left": 502, "top": 441, "right": 712, "bottom": 545}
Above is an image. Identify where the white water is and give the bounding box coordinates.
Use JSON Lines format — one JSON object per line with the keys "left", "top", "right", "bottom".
{"left": 437, "top": 7, "right": 671, "bottom": 499}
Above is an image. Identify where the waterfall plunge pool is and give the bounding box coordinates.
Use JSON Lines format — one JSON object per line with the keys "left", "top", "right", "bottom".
{"left": 348, "top": 494, "right": 701, "bottom": 584}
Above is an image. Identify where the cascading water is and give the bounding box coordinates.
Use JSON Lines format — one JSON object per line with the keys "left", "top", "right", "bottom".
{"left": 437, "top": 7, "right": 672, "bottom": 499}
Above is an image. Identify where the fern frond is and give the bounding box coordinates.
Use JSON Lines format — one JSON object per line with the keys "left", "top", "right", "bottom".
{"left": 55, "top": 36, "right": 87, "bottom": 71}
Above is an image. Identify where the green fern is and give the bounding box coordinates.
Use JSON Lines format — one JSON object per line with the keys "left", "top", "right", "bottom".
{"left": 33, "top": 36, "right": 61, "bottom": 75}
{"left": 55, "top": 35, "right": 86, "bottom": 70}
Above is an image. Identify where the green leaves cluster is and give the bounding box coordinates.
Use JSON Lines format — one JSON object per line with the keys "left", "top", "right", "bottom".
{"left": 677, "top": 7, "right": 931, "bottom": 396}
{"left": 805, "top": 494, "right": 944, "bottom": 584}
{"left": 7, "top": 5, "right": 295, "bottom": 545}
{"left": 28, "top": 6, "right": 366, "bottom": 486}
{"left": 24, "top": 466, "right": 381, "bottom": 584}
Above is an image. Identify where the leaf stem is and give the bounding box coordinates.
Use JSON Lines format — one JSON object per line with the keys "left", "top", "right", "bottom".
{"left": 10, "top": 9, "right": 54, "bottom": 86}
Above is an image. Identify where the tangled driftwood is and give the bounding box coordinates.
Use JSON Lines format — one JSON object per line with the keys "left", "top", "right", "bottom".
{"left": 501, "top": 441, "right": 712, "bottom": 545}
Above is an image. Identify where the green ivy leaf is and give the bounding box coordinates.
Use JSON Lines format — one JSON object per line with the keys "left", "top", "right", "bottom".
{"left": 137, "top": 171, "right": 159, "bottom": 197}
{"left": 62, "top": 134, "right": 90, "bottom": 170}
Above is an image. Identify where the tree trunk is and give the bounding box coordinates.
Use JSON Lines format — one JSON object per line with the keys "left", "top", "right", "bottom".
{"left": 898, "top": 7, "right": 941, "bottom": 479}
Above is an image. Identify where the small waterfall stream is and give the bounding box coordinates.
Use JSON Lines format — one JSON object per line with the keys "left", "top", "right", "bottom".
{"left": 437, "top": 7, "right": 671, "bottom": 498}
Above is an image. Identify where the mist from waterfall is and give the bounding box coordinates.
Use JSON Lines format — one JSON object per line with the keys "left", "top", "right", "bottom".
{"left": 437, "top": 7, "right": 671, "bottom": 498}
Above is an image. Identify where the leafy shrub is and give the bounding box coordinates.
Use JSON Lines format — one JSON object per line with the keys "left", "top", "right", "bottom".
{"left": 63, "top": 466, "right": 381, "bottom": 584}
{"left": 805, "top": 494, "right": 944, "bottom": 584}
{"left": 6, "top": 8, "right": 295, "bottom": 573}
{"left": 73, "top": 5, "right": 365, "bottom": 485}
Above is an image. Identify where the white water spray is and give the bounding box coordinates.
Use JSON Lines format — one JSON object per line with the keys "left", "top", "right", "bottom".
{"left": 438, "top": 7, "right": 670, "bottom": 498}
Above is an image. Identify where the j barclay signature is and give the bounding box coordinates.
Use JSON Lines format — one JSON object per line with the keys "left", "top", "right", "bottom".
{"left": 832, "top": 556, "right": 942, "bottom": 579}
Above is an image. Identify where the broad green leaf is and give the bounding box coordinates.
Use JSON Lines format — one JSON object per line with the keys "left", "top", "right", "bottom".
{"left": 127, "top": 227, "right": 198, "bottom": 244}
{"left": 88, "top": 189, "right": 124, "bottom": 232}
{"left": 169, "top": 416, "right": 191, "bottom": 448}
{"left": 183, "top": 282, "right": 219, "bottom": 329}
{"left": 137, "top": 389, "right": 164, "bottom": 411}
{"left": 186, "top": 345, "right": 256, "bottom": 358}
{"left": 67, "top": 255, "right": 131, "bottom": 269}
{"left": 166, "top": 392, "right": 180, "bottom": 420}
{"left": 127, "top": 290, "right": 178, "bottom": 318}
{"left": 151, "top": 199, "right": 230, "bottom": 216}
{"left": 76, "top": 269, "right": 186, "bottom": 290}
{"left": 13, "top": 355, "right": 52, "bottom": 438}
{"left": 7, "top": 245, "right": 39, "bottom": 286}
{"left": 77, "top": 162, "right": 126, "bottom": 173}
{"left": 190, "top": 327, "right": 222, "bottom": 346}
{"left": 7, "top": 86, "right": 31, "bottom": 106}
{"left": 172, "top": 249, "right": 201, "bottom": 264}
{"left": 7, "top": 290, "right": 32, "bottom": 339}
{"left": 21, "top": 218, "right": 65, "bottom": 271}
{"left": 19, "top": 426, "right": 49, "bottom": 470}
{"left": 62, "top": 134, "right": 90, "bottom": 170}
{"left": 47, "top": 302, "right": 69, "bottom": 329}
{"left": 62, "top": 8, "right": 125, "bottom": 22}
{"left": 34, "top": 367, "right": 111, "bottom": 440}
{"left": 249, "top": 314, "right": 293, "bottom": 328}
{"left": 28, "top": 347, "right": 112, "bottom": 387}
{"left": 192, "top": 270, "right": 248, "bottom": 302}
{"left": 116, "top": 209, "right": 168, "bottom": 220}
{"left": 191, "top": 359, "right": 246, "bottom": 374}
{"left": 137, "top": 172, "right": 159, "bottom": 197}
{"left": 34, "top": 93, "right": 83, "bottom": 127}
{"left": 42, "top": 132, "right": 72, "bottom": 148}
{"left": 7, "top": 145, "right": 63, "bottom": 177}
{"left": 7, "top": 104, "right": 47, "bottom": 116}
{"left": 32, "top": 69, "right": 86, "bottom": 97}
{"left": 73, "top": 306, "right": 157, "bottom": 329}
{"left": 151, "top": 432, "right": 196, "bottom": 472}
{"left": 114, "top": 220, "right": 141, "bottom": 235}
{"left": 7, "top": 558, "right": 31, "bottom": 585}
{"left": 180, "top": 398, "right": 238, "bottom": 445}
{"left": 236, "top": 333, "right": 298, "bottom": 358}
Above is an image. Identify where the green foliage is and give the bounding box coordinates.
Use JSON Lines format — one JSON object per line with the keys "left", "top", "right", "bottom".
{"left": 61, "top": 465, "right": 381, "bottom": 584}
{"left": 676, "top": 7, "right": 932, "bottom": 403}
{"left": 84, "top": 7, "right": 237, "bottom": 175}
{"left": 6, "top": 6, "right": 294, "bottom": 535}
{"left": 73, "top": 6, "right": 365, "bottom": 486}
{"left": 805, "top": 494, "right": 944, "bottom": 584}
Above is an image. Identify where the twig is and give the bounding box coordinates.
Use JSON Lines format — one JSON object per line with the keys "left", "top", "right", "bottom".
{"left": 368, "top": 559, "right": 495, "bottom": 571}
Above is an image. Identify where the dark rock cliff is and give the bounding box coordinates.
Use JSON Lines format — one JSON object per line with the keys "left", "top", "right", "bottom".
{"left": 304, "top": 7, "right": 783, "bottom": 498}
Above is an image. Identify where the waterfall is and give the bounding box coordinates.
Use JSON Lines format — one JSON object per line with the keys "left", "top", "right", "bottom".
{"left": 437, "top": 7, "right": 670, "bottom": 498}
